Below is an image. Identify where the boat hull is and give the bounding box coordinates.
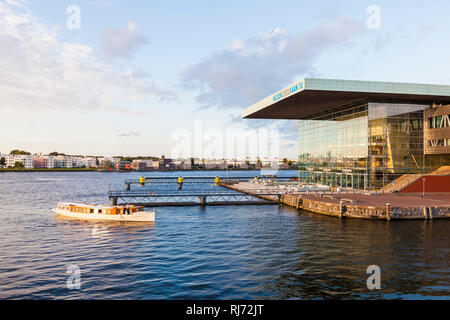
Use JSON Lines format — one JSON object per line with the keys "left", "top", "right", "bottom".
{"left": 52, "top": 209, "right": 155, "bottom": 222}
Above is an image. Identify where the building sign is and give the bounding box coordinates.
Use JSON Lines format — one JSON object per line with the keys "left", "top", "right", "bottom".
{"left": 272, "top": 80, "right": 304, "bottom": 102}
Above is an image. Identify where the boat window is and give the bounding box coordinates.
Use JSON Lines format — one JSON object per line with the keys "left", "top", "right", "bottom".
{"left": 98, "top": 209, "right": 102, "bottom": 213}
{"left": 90, "top": 209, "right": 94, "bottom": 213}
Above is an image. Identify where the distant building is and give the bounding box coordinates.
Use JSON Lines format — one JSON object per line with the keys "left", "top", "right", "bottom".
{"left": 98, "top": 157, "right": 120, "bottom": 168}
{"left": 173, "top": 159, "right": 192, "bottom": 170}
{"left": 71, "top": 157, "right": 86, "bottom": 168}
{"left": 115, "top": 161, "right": 131, "bottom": 171}
{"left": 131, "top": 160, "right": 154, "bottom": 171}
{"left": 33, "top": 156, "right": 49, "bottom": 169}
{"left": 54, "top": 155, "right": 70, "bottom": 168}
{"left": 158, "top": 156, "right": 175, "bottom": 170}
{"left": 204, "top": 159, "right": 227, "bottom": 170}
{"left": 46, "top": 156, "right": 55, "bottom": 168}
{"left": 83, "top": 157, "right": 97, "bottom": 168}
{"left": 151, "top": 160, "right": 160, "bottom": 170}
{"left": 5, "top": 154, "right": 34, "bottom": 169}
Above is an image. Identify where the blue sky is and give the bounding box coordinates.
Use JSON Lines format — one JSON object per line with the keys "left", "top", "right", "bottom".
{"left": 1, "top": 0, "right": 450, "bottom": 158}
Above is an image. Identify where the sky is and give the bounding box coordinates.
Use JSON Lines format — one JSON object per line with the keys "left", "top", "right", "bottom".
{"left": 1, "top": 0, "right": 450, "bottom": 159}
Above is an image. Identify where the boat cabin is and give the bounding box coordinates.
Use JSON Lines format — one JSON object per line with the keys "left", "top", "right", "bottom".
{"left": 57, "top": 203, "right": 144, "bottom": 215}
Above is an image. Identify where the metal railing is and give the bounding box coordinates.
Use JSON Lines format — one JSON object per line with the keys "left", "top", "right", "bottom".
{"left": 124, "top": 176, "right": 297, "bottom": 185}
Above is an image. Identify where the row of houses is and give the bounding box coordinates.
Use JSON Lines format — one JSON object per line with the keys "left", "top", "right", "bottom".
{"left": 0, "top": 154, "right": 97, "bottom": 169}
{"left": 1, "top": 153, "right": 297, "bottom": 170}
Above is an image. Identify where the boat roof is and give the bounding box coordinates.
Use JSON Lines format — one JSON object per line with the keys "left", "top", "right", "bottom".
{"left": 57, "top": 202, "right": 130, "bottom": 209}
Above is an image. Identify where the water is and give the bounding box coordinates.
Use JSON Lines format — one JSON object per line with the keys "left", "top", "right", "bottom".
{"left": 0, "top": 171, "right": 448, "bottom": 299}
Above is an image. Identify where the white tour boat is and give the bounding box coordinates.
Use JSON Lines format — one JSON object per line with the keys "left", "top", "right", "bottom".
{"left": 53, "top": 202, "right": 155, "bottom": 222}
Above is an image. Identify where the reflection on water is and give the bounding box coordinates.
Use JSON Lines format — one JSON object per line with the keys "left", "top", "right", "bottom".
{"left": 0, "top": 171, "right": 448, "bottom": 299}
{"left": 54, "top": 215, "right": 155, "bottom": 239}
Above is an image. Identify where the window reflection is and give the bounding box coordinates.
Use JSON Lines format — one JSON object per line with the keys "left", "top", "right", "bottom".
{"left": 298, "top": 101, "right": 429, "bottom": 190}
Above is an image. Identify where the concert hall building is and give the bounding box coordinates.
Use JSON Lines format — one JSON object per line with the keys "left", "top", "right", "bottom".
{"left": 242, "top": 79, "right": 450, "bottom": 190}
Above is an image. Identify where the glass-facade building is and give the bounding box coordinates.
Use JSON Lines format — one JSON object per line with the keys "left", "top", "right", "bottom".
{"left": 242, "top": 79, "right": 450, "bottom": 190}
{"left": 298, "top": 101, "right": 430, "bottom": 190}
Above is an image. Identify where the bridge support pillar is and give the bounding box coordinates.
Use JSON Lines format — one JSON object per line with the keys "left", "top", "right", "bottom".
{"left": 199, "top": 196, "right": 207, "bottom": 206}
{"left": 110, "top": 197, "right": 118, "bottom": 206}
{"left": 386, "top": 203, "right": 391, "bottom": 221}
{"left": 126, "top": 183, "right": 130, "bottom": 190}
{"left": 178, "top": 176, "right": 184, "bottom": 190}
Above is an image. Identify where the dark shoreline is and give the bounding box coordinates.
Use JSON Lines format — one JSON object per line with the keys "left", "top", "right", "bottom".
{"left": 0, "top": 168, "right": 98, "bottom": 172}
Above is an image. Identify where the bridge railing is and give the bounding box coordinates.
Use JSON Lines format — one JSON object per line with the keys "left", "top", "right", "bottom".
{"left": 109, "top": 189, "right": 290, "bottom": 197}
{"left": 124, "top": 176, "right": 297, "bottom": 184}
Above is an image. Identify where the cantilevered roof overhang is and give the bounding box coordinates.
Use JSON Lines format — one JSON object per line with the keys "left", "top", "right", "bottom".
{"left": 242, "top": 78, "right": 450, "bottom": 119}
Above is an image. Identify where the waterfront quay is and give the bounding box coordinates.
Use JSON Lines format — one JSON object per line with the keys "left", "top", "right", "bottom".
{"left": 222, "top": 181, "right": 450, "bottom": 220}
{"left": 110, "top": 175, "right": 449, "bottom": 220}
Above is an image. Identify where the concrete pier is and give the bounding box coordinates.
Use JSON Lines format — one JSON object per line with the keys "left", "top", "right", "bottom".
{"left": 221, "top": 181, "right": 450, "bottom": 220}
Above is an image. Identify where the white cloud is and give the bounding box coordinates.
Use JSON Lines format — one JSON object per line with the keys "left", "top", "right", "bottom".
{"left": 100, "top": 21, "right": 150, "bottom": 61}
{"left": 5, "top": 0, "right": 26, "bottom": 8}
{"left": 182, "top": 19, "right": 363, "bottom": 109}
{"left": 229, "top": 38, "right": 244, "bottom": 51}
{"left": 0, "top": 2, "right": 177, "bottom": 115}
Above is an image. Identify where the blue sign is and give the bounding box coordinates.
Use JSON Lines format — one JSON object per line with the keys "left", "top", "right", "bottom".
{"left": 272, "top": 81, "right": 303, "bottom": 102}
{"left": 273, "top": 84, "right": 296, "bottom": 102}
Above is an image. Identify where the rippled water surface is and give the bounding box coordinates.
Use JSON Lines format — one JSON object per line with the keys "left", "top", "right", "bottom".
{"left": 0, "top": 171, "right": 448, "bottom": 299}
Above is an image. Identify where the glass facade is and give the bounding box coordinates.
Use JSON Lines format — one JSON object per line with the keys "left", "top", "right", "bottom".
{"left": 298, "top": 101, "right": 430, "bottom": 190}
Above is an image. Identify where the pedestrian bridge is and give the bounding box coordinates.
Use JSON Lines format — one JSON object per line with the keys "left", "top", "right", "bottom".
{"left": 108, "top": 189, "right": 286, "bottom": 207}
